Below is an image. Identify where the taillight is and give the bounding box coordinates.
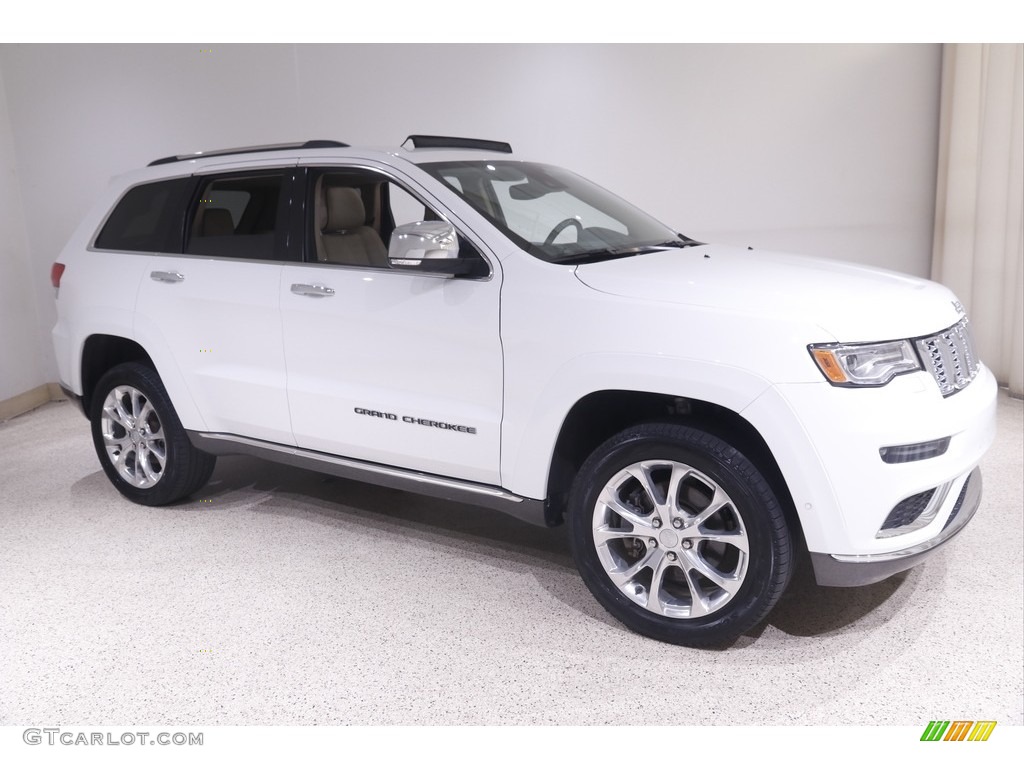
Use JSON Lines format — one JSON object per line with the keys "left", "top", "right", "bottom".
{"left": 51, "top": 262, "right": 66, "bottom": 289}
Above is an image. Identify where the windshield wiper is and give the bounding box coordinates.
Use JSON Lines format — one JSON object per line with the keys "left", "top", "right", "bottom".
{"left": 555, "top": 240, "right": 700, "bottom": 263}
{"left": 660, "top": 235, "right": 702, "bottom": 248}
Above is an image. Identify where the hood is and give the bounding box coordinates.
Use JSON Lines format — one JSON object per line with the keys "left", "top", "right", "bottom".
{"left": 573, "top": 244, "right": 963, "bottom": 342}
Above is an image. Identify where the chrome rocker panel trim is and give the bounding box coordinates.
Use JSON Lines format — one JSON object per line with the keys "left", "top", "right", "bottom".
{"left": 186, "top": 430, "right": 548, "bottom": 527}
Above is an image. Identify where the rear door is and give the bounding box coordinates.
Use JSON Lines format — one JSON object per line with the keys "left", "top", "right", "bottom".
{"left": 134, "top": 164, "right": 299, "bottom": 444}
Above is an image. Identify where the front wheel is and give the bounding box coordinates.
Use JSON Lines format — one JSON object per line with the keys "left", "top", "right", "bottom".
{"left": 568, "top": 423, "right": 792, "bottom": 646}
{"left": 90, "top": 362, "right": 216, "bottom": 506}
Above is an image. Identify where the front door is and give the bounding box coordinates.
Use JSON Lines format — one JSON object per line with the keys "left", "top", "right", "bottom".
{"left": 279, "top": 165, "right": 503, "bottom": 484}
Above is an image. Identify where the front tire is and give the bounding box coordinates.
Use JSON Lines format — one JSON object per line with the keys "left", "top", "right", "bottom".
{"left": 90, "top": 362, "right": 215, "bottom": 505}
{"left": 568, "top": 423, "right": 792, "bottom": 646}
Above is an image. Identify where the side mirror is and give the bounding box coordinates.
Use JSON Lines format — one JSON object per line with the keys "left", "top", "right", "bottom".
{"left": 388, "top": 221, "right": 473, "bottom": 275}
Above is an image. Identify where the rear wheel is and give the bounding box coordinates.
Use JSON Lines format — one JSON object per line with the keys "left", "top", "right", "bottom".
{"left": 568, "top": 423, "right": 792, "bottom": 646}
{"left": 90, "top": 363, "right": 215, "bottom": 505}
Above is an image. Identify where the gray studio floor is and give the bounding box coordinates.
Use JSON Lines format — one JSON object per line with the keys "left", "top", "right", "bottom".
{"left": 1, "top": 394, "right": 1021, "bottom": 726}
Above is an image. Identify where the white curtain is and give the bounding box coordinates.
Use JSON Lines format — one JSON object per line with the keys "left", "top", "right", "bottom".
{"left": 932, "top": 43, "right": 1024, "bottom": 397}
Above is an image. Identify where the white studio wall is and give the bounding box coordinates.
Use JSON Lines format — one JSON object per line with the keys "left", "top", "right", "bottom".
{"left": 0, "top": 65, "right": 48, "bottom": 404}
{"left": 0, "top": 43, "right": 942, "bottom": 392}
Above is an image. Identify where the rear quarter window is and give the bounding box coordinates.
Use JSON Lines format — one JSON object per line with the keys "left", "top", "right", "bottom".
{"left": 94, "top": 177, "right": 193, "bottom": 253}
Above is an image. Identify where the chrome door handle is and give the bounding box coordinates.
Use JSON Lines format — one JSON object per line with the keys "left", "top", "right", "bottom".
{"left": 150, "top": 270, "right": 185, "bottom": 283}
{"left": 290, "top": 283, "right": 335, "bottom": 298}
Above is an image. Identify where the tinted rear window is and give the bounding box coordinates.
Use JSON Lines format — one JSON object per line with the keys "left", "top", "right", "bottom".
{"left": 95, "top": 177, "right": 192, "bottom": 253}
{"left": 185, "top": 173, "right": 284, "bottom": 260}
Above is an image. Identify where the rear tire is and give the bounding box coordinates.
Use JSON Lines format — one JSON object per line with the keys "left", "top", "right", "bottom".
{"left": 568, "top": 423, "right": 792, "bottom": 646}
{"left": 90, "top": 362, "right": 215, "bottom": 505}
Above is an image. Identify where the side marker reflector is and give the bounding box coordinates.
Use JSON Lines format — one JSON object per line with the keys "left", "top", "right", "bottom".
{"left": 811, "top": 348, "right": 848, "bottom": 383}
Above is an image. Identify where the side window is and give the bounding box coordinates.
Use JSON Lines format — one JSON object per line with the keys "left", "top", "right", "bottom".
{"left": 309, "top": 170, "right": 440, "bottom": 269}
{"left": 94, "top": 177, "right": 193, "bottom": 253}
{"left": 186, "top": 173, "right": 284, "bottom": 260}
{"left": 310, "top": 171, "right": 388, "bottom": 268}
{"left": 306, "top": 168, "right": 486, "bottom": 276}
{"left": 387, "top": 182, "right": 428, "bottom": 227}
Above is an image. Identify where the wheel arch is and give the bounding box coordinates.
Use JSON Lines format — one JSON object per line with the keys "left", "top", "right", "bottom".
{"left": 80, "top": 334, "right": 155, "bottom": 416}
{"left": 544, "top": 389, "right": 804, "bottom": 547}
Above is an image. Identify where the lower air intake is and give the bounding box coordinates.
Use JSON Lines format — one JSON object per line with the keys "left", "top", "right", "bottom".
{"left": 880, "top": 489, "right": 936, "bottom": 532}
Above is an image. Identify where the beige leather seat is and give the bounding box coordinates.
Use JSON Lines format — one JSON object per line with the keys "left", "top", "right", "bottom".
{"left": 200, "top": 207, "right": 234, "bottom": 236}
{"left": 318, "top": 185, "right": 388, "bottom": 267}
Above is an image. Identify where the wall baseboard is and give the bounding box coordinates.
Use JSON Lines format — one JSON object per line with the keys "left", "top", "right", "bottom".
{"left": 0, "top": 383, "right": 67, "bottom": 422}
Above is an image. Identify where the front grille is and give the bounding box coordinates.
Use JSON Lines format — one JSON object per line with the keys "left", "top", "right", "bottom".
{"left": 915, "top": 317, "right": 979, "bottom": 397}
{"left": 881, "top": 489, "right": 936, "bottom": 531}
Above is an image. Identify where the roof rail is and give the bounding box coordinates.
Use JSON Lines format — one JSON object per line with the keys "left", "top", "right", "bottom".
{"left": 403, "top": 135, "right": 513, "bottom": 154}
{"left": 147, "top": 139, "right": 349, "bottom": 167}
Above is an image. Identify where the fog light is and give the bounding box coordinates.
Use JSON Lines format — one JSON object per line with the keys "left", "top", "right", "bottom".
{"left": 879, "top": 437, "right": 950, "bottom": 464}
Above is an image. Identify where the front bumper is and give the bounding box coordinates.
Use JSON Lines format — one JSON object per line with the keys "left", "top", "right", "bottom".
{"left": 810, "top": 467, "right": 982, "bottom": 587}
{"left": 744, "top": 364, "right": 996, "bottom": 558}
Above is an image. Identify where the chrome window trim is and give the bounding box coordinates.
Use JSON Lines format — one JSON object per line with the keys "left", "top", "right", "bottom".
{"left": 86, "top": 161, "right": 499, "bottom": 284}
{"left": 85, "top": 248, "right": 301, "bottom": 266}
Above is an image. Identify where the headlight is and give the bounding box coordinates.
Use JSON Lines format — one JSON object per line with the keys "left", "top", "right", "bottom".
{"left": 808, "top": 339, "right": 921, "bottom": 387}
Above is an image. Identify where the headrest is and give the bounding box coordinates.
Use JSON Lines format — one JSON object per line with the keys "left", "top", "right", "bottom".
{"left": 324, "top": 187, "right": 366, "bottom": 231}
{"left": 201, "top": 207, "right": 234, "bottom": 236}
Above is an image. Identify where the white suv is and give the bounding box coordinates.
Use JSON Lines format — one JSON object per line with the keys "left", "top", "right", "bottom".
{"left": 51, "top": 136, "right": 997, "bottom": 646}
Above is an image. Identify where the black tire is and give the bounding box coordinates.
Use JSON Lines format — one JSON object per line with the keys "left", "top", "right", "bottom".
{"left": 89, "top": 362, "right": 216, "bottom": 506}
{"left": 568, "top": 423, "right": 792, "bottom": 647}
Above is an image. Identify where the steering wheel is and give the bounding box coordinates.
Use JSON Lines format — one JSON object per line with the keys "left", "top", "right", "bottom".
{"left": 543, "top": 217, "right": 583, "bottom": 246}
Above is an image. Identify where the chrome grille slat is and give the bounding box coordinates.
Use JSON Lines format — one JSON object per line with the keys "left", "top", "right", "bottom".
{"left": 915, "top": 318, "right": 979, "bottom": 397}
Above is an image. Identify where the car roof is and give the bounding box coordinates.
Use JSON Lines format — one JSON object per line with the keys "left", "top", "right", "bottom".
{"left": 147, "top": 136, "right": 517, "bottom": 168}
{"left": 107, "top": 137, "right": 529, "bottom": 190}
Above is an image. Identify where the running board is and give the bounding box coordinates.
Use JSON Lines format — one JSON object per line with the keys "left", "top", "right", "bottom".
{"left": 186, "top": 431, "right": 548, "bottom": 527}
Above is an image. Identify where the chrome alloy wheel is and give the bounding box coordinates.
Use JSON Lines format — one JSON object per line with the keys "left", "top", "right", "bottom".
{"left": 593, "top": 460, "right": 750, "bottom": 619}
{"left": 100, "top": 385, "right": 167, "bottom": 488}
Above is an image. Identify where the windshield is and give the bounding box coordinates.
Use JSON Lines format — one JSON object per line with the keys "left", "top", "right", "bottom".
{"left": 420, "top": 161, "right": 694, "bottom": 263}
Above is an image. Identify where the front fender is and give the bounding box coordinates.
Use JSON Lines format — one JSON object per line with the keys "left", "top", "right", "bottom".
{"left": 499, "top": 352, "right": 774, "bottom": 499}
